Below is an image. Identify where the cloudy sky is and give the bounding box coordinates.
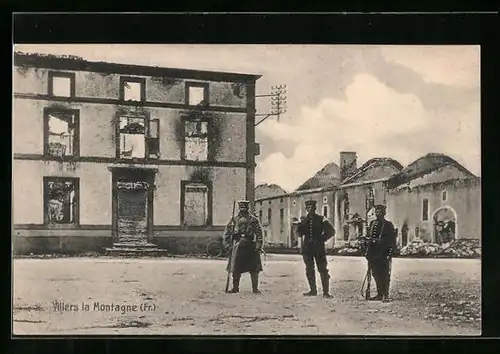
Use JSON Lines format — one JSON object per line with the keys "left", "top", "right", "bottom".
{"left": 15, "top": 44, "right": 481, "bottom": 191}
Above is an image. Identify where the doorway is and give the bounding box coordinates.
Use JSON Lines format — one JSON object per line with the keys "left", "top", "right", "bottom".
{"left": 111, "top": 167, "right": 155, "bottom": 244}
{"left": 433, "top": 206, "right": 457, "bottom": 244}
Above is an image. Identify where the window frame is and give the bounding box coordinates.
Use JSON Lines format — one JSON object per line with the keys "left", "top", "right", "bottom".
{"left": 422, "top": 198, "right": 429, "bottom": 221}
{"left": 43, "top": 107, "right": 80, "bottom": 158}
{"left": 115, "top": 112, "right": 153, "bottom": 160}
{"left": 146, "top": 118, "right": 160, "bottom": 159}
{"left": 442, "top": 191, "right": 447, "bottom": 201}
{"left": 185, "top": 81, "right": 209, "bottom": 106}
{"left": 267, "top": 208, "right": 272, "bottom": 226}
{"left": 180, "top": 115, "right": 213, "bottom": 162}
{"left": 279, "top": 208, "right": 285, "bottom": 233}
{"left": 43, "top": 176, "right": 80, "bottom": 228}
{"left": 179, "top": 180, "right": 213, "bottom": 227}
{"left": 120, "top": 76, "right": 146, "bottom": 102}
{"left": 48, "top": 71, "right": 76, "bottom": 98}
{"left": 323, "top": 205, "right": 329, "bottom": 218}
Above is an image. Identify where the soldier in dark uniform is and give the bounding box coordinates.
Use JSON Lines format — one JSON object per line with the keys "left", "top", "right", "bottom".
{"left": 366, "top": 204, "right": 397, "bottom": 303}
{"left": 223, "top": 200, "right": 264, "bottom": 294}
{"left": 297, "top": 200, "right": 336, "bottom": 298}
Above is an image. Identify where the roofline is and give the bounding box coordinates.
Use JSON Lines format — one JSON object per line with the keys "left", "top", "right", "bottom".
{"left": 290, "top": 186, "right": 338, "bottom": 196}
{"left": 254, "top": 194, "right": 287, "bottom": 203}
{"left": 388, "top": 155, "right": 477, "bottom": 188}
{"left": 339, "top": 177, "right": 390, "bottom": 189}
{"left": 390, "top": 175, "right": 481, "bottom": 191}
{"left": 13, "top": 51, "right": 262, "bottom": 83}
{"left": 340, "top": 161, "right": 378, "bottom": 185}
{"left": 254, "top": 185, "right": 339, "bottom": 202}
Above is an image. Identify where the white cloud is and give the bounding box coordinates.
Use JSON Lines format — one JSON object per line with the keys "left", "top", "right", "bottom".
{"left": 380, "top": 45, "right": 480, "bottom": 89}
{"left": 256, "top": 73, "right": 480, "bottom": 191}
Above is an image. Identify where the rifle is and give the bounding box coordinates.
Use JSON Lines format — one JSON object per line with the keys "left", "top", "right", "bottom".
{"left": 224, "top": 199, "right": 236, "bottom": 293}
{"left": 359, "top": 236, "right": 372, "bottom": 299}
{"left": 363, "top": 261, "right": 372, "bottom": 300}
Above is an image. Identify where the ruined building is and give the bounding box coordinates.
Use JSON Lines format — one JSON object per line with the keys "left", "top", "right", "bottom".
{"left": 12, "top": 52, "right": 261, "bottom": 254}
{"left": 254, "top": 151, "right": 480, "bottom": 251}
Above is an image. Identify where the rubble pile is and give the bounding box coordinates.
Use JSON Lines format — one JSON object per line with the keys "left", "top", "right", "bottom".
{"left": 332, "top": 238, "right": 481, "bottom": 258}
{"left": 334, "top": 240, "right": 365, "bottom": 256}
{"left": 399, "top": 239, "right": 481, "bottom": 258}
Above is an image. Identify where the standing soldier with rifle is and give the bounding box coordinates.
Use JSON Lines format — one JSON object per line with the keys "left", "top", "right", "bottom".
{"left": 223, "top": 200, "right": 264, "bottom": 294}
{"left": 297, "top": 200, "right": 336, "bottom": 298}
{"left": 365, "top": 204, "right": 397, "bottom": 303}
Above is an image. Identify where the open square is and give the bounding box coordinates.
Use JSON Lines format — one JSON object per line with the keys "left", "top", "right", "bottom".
{"left": 13, "top": 255, "right": 481, "bottom": 335}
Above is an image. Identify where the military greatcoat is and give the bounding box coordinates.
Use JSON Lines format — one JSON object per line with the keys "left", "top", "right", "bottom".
{"left": 223, "top": 212, "right": 263, "bottom": 274}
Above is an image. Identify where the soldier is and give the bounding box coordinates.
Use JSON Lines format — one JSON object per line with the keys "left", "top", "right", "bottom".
{"left": 223, "top": 200, "right": 264, "bottom": 294}
{"left": 297, "top": 200, "right": 336, "bottom": 298}
{"left": 365, "top": 204, "right": 397, "bottom": 303}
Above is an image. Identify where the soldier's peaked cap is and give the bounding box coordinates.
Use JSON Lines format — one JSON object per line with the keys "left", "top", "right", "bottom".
{"left": 305, "top": 200, "right": 317, "bottom": 207}
{"left": 238, "top": 200, "right": 250, "bottom": 207}
{"left": 374, "top": 204, "right": 387, "bottom": 211}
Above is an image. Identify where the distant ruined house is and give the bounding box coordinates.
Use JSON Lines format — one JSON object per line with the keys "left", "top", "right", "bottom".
{"left": 386, "top": 153, "right": 481, "bottom": 246}
{"left": 335, "top": 156, "right": 404, "bottom": 244}
{"left": 254, "top": 151, "right": 480, "bottom": 252}
{"left": 254, "top": 183, "right": 288, "bottom": 201}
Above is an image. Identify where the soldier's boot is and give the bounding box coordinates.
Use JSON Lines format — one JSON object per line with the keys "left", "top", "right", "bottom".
{"left": 369, "top": 280, "right": 383, "bottom": 301}
{"left": 250, "top": 272, "right": 261, "bottom": 294}
{"left": 303, "top": 270, "right": 317, "bottom": 296}
{"left": 228, "top": 274, "right": 240, "bottom": 293}
{"left": 320, "top": 273, "right": 332, "bottom": 298}
{"left": 382, "top": 276, "right": 391, "bottom": 303}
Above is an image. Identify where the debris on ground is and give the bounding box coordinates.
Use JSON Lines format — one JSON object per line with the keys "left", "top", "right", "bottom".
{"left": 399, "top": 239, "right": 480, "bottom": 258}
{"left": 332, "top": 238, "right": 480, "bottom": 259}
{"left": 334, "top": 240, "right": 365, "bottom": 256}
{"left": 427, "top": 299, "right": 480, "bottom": 325}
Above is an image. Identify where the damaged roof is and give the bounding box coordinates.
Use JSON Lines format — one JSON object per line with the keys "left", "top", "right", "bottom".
{"left": 295, "top": 162, "right": 341, "bottom": 192}
{"left": 387, "top": 153, "right": 477, "bottom": 188}
{"left": 13, "top": 51, "right": 262, "bottom": 83}
{"left": 255, "top": 183, "right": 288, "bottom": 201}
{"left": 341, "top": 157, "right": 404, "bottom": 185}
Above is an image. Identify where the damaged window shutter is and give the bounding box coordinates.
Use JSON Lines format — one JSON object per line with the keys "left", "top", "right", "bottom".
{"left": 184, "top": 184, "right": 208, "bottom": 226}
{"left": 147, "top": 118, "right": 160, "bottom": 158}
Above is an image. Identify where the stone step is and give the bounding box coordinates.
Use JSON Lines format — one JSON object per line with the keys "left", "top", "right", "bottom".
{"left": 104, "top": 247, "right": 169, "bottom": 257}
{"left": 112, "top": 242, "right": 158, "bottom": 249}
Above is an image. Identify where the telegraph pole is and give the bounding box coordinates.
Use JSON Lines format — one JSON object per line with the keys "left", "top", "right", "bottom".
{"left": 255, "top": 85, "right": 287, "bottom": 126}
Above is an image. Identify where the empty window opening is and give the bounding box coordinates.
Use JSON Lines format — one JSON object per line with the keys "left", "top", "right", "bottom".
{"left": 119, "top": 117, "right": 146, "bottom": 159}
{"left": 122, "top": 80, "right": 143, "bottom": 101}
{"left": 51, "top": 76, "right": 72, "bottom": 97}
{"left": 280, "top": 208, "right": 285, "bottom": 232}
{"left": 46, "top": 110, "right": 78, "bottom": 157}
{"left": 422, "top": 198, "right": 429, "bottom": 221}
{"left": 188, "top": 86, "right": 206, "bottom": 106}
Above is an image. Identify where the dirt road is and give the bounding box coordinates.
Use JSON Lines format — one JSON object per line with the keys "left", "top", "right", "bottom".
{"left": 13, "top": 255, "right": 481, "bottom": 335}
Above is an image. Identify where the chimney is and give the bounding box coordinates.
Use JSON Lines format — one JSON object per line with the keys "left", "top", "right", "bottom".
{"left": 340, "top": 151, "right": 357, "bottom": 181}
